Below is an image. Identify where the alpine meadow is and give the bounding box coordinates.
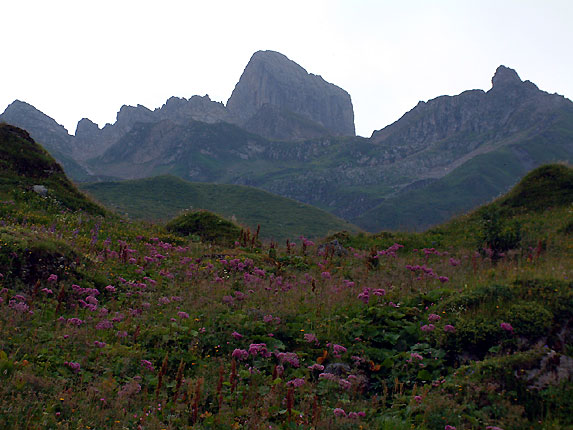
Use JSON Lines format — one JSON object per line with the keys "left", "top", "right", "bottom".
{"left": 1, "top": 44, "right": 572, "bottom": 430}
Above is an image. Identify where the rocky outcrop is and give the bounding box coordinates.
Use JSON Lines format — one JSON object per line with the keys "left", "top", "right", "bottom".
{"left": 227, "top": 50, "right": 355, "bottom": 140}
{"left": 156, "top": 95, "right": 236, "bottom": 125}
{"left": 0, "top": 100, "right": 91, "bottom": 178}
{"left": 0, "top": 100, "right": 73, "bottom": 155}
{"left": 243, "top": 104, "right": 331, "bottom": 141}
{"left": 370, "top": 66, "right": 569, "bottom": 152}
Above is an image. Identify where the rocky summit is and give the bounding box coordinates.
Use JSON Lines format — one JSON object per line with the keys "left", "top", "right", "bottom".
{"left": 227, "top": 50, "right": 355, "bottom": 139}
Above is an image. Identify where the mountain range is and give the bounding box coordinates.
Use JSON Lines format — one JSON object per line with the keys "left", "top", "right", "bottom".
{"left": 1, "top": 50, "right": 572, "bottom": 232}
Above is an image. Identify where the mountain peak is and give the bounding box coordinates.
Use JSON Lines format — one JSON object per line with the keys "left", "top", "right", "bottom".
{"left": 226, "top": 50, "right": 355, "bottom": 138}
{"left": 492, "top": 65, "right": 522, "bottom": 88}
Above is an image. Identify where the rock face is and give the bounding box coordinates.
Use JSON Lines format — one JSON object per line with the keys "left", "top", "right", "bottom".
{"left": 157, "top": 95, "right": 235, "bottom": 125}
{"left": 227, "top": 50, "right": 355, "bottom": 140}
{"left": 370, "top": 66, "right": 569, "bottom": 152}
{"left": 74, "top": 96, "right": 235, "bottom": 161}
{"left": 0, "top": 100, "right": 73, "bottom": 155}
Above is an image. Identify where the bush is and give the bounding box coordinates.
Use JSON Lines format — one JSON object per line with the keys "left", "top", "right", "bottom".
{"left": 445, "top": 316, "right": 503, "bottom": 358}
{"left": 479, "top": 206, "right": 521, "bottom": 261}
{"left": 505, "top": 302, "right": 553, "bottom": 339}
{"left": 165, "top": 210, "right": 241, "bottom": 246}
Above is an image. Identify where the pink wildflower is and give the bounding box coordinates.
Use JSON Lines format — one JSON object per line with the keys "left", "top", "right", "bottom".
{"left": 318, "top": 372, "right": 337, "bottom": 381}
{"left": 96, "top": 320, "right": 113, "bottom": 330}
{"left": 64, "top": 361, "right": 81, "bottom": 373}
{"left": 304, "top": 333, "right": 319, "bottom": 345}
{"left": 286, "top": 378, "right": 305, "bottom": 388}
{"left": 308, "top": 363, "right": 325, "bottom": 371}
{"left": 332, "top": 344, "right": 347, "bottom": 357}
{"left": 231, "top": 349, "right": 249, "bottom": 361}
{"left": 276, "top": 352, "right": 300, "bottom": 367}
{"left": 444, "top": 324, "right": 456, "bottom": 333}
{"left": 141, "top": 359, "right": 154, "bottom": 371}
{"left": 231, "top": 331, "right": 243, "bottom": 340}
{"left": 67, "top": 318, "right": 84, "bottom": 326}
{"left": 428, "top": 313, "right": 441, "bottom": 322}
{"left": 500, "top": 322, "right": 514, "bottom": 333}
{"left": 333, "top": 408, "right": 347, "bottom": 418}
{"left": 248, "top": 343, "right": 271, "bottom": 358}
{"left": 421, "top": 324, "right": 435, "bottom": 332}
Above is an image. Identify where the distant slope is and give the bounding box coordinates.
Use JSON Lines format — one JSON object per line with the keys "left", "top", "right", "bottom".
{"left": 0, "top": 123, "right": 105, "bottom": 216}
{"left": 81, "top": 175, "right": 360, "bottom": 241}
{"left": 354, "top": 111, "right": 573, "bottom": 232}
{"left": 425, "top": 163, "right": 573, "bottom": 249}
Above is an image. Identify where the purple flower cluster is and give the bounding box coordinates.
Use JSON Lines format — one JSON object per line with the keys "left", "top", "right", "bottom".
{"left": 333, "top": 408, "right": 366, "bottom": 418}
{"left": 421, "top": 324, "right": 435, "bottom": 332}
{"left": 332, "top": 344, "right": 347, "bottom": 357}
{"left": 64, "top": 361, "right": 81, "bottom": 373}
{"left": 248, "top": 343, "right": 271, "bottom": 358}
{"left": 276, "top": 352, "right": 300, "bottom": 368}
{"left": 286, "top": 378, "right": 305, "bottom": 387}
{"left": 428, "top": 313, "right": 441, "bottom": 322}
{"left": 141, "top": 359, "right": 154, "bottom": 371}
{"left": 357, "top": 287, "right": 385, "bottom": 304}
{"left": 231, "top": 349, "right": 249, "bottom": 361}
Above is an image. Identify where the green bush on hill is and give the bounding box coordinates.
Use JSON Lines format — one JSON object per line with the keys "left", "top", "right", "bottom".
{"left": 165, "top": 210, "right": 241, "bottom": 246}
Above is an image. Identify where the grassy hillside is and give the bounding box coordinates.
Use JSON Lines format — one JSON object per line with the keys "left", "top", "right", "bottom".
{"left": 1, "top": 150, "right": 572, "bottom": 430}
{"left": 81, "top": 175, "right": 360, "bottom": 241}
{"left": 0, "top": 123, "right": 105, "bottom": 216}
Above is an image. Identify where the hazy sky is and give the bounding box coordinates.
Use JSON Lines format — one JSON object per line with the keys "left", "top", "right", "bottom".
{"left": 1, "top": 0, "right": 572, "bottom": 137}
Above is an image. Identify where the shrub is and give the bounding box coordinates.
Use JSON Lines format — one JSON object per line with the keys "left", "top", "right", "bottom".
{"left": 165, "top": 210, "right": 241, "bottom": 246}
{"left": 505, "top": 302, "right": 553, "bottom": 339}
{"left": 444, "top": 316, "right": 503, "bottom": 358}
{"left": 479, "top": 206, "right": 521, "bottom": 261}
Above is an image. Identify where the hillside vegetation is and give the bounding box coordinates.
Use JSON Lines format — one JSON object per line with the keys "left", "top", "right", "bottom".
{"left": 1, "top": 126, "right": 572, "bottom": 430}
{"left": 81, "top": 175, "right": 360, "bottom": 241}
{"left": 0, "top": 123, "right": 105, "bottom": 216}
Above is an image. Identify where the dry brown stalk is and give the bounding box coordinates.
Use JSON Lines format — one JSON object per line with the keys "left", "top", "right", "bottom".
{"left": 172, "top": 359, "right": 185, "bottom": 403}
{"left": 155, "top": 352, "right": 169, "bottom": 401}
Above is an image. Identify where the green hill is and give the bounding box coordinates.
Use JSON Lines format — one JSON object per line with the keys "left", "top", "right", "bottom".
{"left": 0, "top": 123, "right": 105, "bottom": 216}
{"left": 81, "top": 175, "right": 360, "bottom": 241}
{"left": 427, "top": 163, "right": 573, "bottom": 249}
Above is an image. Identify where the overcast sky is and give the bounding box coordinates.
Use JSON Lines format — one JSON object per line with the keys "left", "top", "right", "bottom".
{"left": 1, "top": 0, "right": 572, "bottom": 137}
